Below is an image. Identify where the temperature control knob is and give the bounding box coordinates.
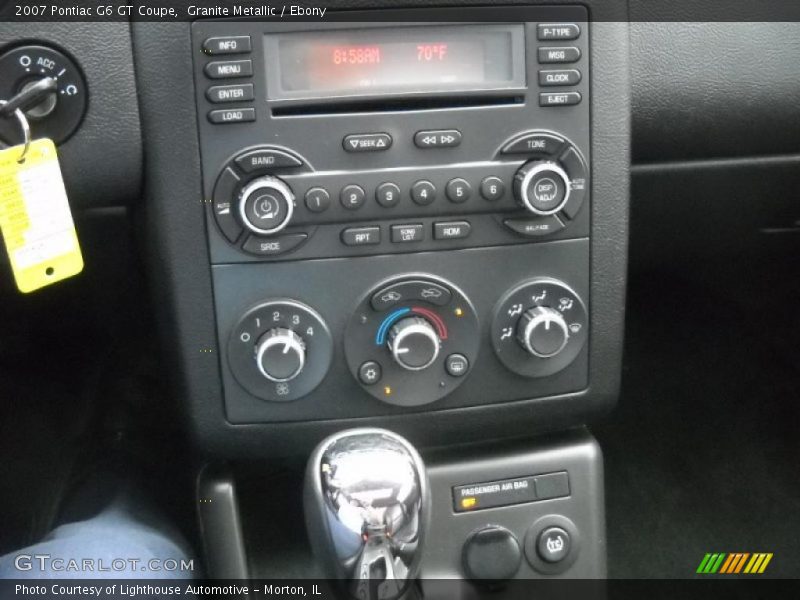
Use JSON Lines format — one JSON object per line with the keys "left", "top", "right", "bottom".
{"left": 255, "top": 328, "right": 306, "bottom": 382}
{"left": 517, "top": 307, "right": 570, "bottom": 358}
{"left": 238, "top": 175, "right": 295, "bottom": 235}
{"left": 388, "top": 317, "right": 441, "bottom": 371}
{"left": 513, "top": 161, "right": 571, "bottom": 216}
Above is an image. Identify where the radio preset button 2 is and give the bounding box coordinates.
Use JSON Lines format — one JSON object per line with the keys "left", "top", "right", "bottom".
{"left": 538, "top": 46, "right": 581, "bottom": 64}
{"left": 343, "top": 133, "right": 392, "bottom": 152}
{"left": 446, "top": 178, "right": 472, "bottom": 203}
{"left": 391, "top": 224, "right": 424, "bottom": 243}
{"left": 414, "top": 129, "right": 462, "bottom": 149}
{"left": 341, "top": 226, "right": 381, "bottom": 246}
{"left": 340, "top": 184, "right": 366, "bottom": 210}
{"left": 411, "top": 180, "right": 436, "bottom": 206}
{"left": 203, "top": 36, "right": 252, "bottom": 55}
{"left": 235, "top": 148, "right": 302, "bottom": 173}
{"left": 206, "top": 83, "right": 254, "bottom": 104}
{"left": 304, "top": 187, "right": 331, "bottom": 213}
{"left": 537, "top": 24, "right": 581, "bottom": 41}
{"left": 480, "top": 176, "right": 505, "bottom": 201}
{"left": 204, "top": 59, "right": 253, "bottom": 79}
{"left": 376, "top": 182, "right": 401, "bottom": 208}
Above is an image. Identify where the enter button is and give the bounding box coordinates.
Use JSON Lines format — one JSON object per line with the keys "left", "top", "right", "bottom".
{"left": 434, "top": 221, "right": 472, "bottom": 240}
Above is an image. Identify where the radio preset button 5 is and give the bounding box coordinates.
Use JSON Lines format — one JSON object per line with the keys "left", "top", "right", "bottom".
{"left": 411, "top": 180, "right": 436, "bottom": 206}
{"left": 446, "top": 178, "right": 472, "bottom": 203}
{"left": 235, "top": 148, "right": 302, "bottom": 173}
{"left": 204, "top": 59, "right": 253, "bottom": 79}
{"left": 480, "top": 176, "right": 505, "bottom": 201}
{"left": 340, "top": 184, "right": 366, "bottom": 210}
{"left": 343, "top": 133, "right": 392, "bottom": 152}
{"left": 238, "top": 176, "right": 294, "bottom": 235}
{"left": 304, "top": 187, "right": 331, "bottom": 213}
{"left": 376, "top": 182, "right": 401, "bottom": 208}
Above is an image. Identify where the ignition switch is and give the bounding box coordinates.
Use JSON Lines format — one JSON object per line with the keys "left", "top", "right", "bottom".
{"left": 0, "top": 44, "right": 87, "bottom": 144}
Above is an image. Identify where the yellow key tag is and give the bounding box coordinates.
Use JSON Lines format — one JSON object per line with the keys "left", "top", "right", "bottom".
{"left": 0, "top": 138, "right": 83, "bottom": 293}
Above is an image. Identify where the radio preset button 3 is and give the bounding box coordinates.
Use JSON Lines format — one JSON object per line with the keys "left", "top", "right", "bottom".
{"left": 376, "top": 182, "right": 401, "bottom": 208}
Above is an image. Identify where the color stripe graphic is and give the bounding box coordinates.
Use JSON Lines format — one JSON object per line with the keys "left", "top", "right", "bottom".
{"left": 697, "top": 553, "right": 773, "bottom": 574}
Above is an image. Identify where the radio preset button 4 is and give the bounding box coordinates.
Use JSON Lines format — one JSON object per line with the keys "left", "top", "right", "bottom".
{"left": 411, "top": 180, "right": 436, "bottom": 206}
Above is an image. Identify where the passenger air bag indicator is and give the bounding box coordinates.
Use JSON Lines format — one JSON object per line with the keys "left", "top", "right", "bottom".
{"left": 452, "top": 471, "right": 569, "bottom": 512}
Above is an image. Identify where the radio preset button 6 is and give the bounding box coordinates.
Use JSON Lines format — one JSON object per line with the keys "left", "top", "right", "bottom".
{"left": 537, "top": 24, "right": 581, "bottom": 41}
{"left": 343, "top": 133, "right": 392, "bottom": 152}
{"left": 411, "top": 180, "right": 436, "bottom": 205}
{"left": 340, "top": 184, "right": 366, "bottom": 210}
{"left": 376, "top": 182, "right": 401, "bottom": 208}
{"left": 304, "top": 187, "right": 331, "bottom": 213}
{"left": 204, "top": 59, "right": 253, "bottom": 79}
{"left": 203, "top": 36, "right": 252, "bottom": 55}
{"left": 480, "top": 176, "right": 505, "bottom": 201}
{"left": 414, "top": 129, "right": 462, "bottom": 149}
{"left": 238, "top": 176, "right": 294, "bottom": 235}
{"left": 235, "top": 148, "right": 302, "bottom": 173}
{"left": 446, "top": 178, "right": 472, "bottom": 203}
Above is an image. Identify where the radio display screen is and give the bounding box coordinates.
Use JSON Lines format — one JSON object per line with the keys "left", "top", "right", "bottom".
{"left": 268, "top": 25, "right": 525, "bottom": 100}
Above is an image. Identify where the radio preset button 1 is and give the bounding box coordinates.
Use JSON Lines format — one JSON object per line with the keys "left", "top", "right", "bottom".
{"left": 391, "top": 224, "right": 424, "bottom": 243}
{"left": 376, "top": 182, "right": 401, "bottom": 208}
{"left": 480, "top": 176, "right": 505, "bottom": 201}
{"left": 446, "top": 178, "right": 472, "bottom": 203}
{"left": 304, "top": 187, "right": 331, "bottom": 213}
{"left": 341, "top": 226, "right": 380, "bottom": 246}
{"left": 502, "top": 133, "right": 565, "bottom": 156}
{"left": 206, "top": 83, "right": 254, "bottom": 103}
{"left": 411, "top": 180, "right": 436, "bottom": 205}
{"left": 538, "top": 46, "right": 581, "bottom": 64}
{"left": 343, "top": 133, "right": 392, "bottom": 152}
{"left": 340, "top": 184, "right": 366, "bottom": 210}
{"left": 414, "top": 129, "right": 462, "bottom": 149}
{"left": 208, "top": 108, "right": 255, "bottom": 124}
{"left": 204, "top": 59, "right": 253, "bottom": 79}
{"left": 537, "top": 24, "right": 581, "bottom": 41}
{"left": 539, "top": 69, "right": 582, "bottom": 87}
{"left": 434, "top": 221, "right": 471, "bottom": 240}
{"left": 242, "top": 233, "right": 308, "bottom": 256}
{"left": 540, "top": 92, "right": 582, "bottom": 107}
{"left": 235, "top": 148, "right": 302, "bottom": 173}
{"left": 203, "top": 36, "right": 252, "bottom": 55}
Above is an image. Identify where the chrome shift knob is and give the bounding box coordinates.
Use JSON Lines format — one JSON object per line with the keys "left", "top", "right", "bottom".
{"left": 304, "top": 428, "right": 430, "bottom": 600}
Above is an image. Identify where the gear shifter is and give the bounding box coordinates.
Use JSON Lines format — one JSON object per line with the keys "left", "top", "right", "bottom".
{"left": 304, "top": 429, "right": 430, "bottom": 600}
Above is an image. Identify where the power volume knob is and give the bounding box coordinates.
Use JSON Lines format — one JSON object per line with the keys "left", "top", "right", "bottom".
{"left": 513, "top": 161, "right": 571, "bottom": 216}
{"left": 388, "top": 317, "right": 441, "bottom": 371}
{"left": 255, "top": 328, "right": 306, "bottom": 382}
{"left": 517, "top": 306, "right": 570, "bottom": 358}
{"left": 238, "top": 175, "right": 295, "bottom": 235}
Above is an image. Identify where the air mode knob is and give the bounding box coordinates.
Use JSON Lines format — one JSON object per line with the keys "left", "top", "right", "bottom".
{"left": 513, "top": 161, "right": 571, "bottom": 216}
{"left": 238, "top": 175, "right": 295, "bottom": 235}
{"left": 388, "top": 317, "right": 441, "bottom": 371}
{"left": 255, "top": 328, "right": 306, "bottom": 382}
{"left": 517, "top": 306, "right": 570, "bottom": 358}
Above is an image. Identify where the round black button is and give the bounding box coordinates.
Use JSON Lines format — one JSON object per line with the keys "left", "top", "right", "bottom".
{"left": 446, "top": 178, "right": 472, "bottom": 203}
{"left": 462, "top": 526, "right": 522, "bottom": 581}
{"left": 243, "top": 190, "right": 288, "bottom": 232}
{"left": 410, "top": 180, "right": 436, "bottom": 206}
{"left": 376, "top": 182, "right": 401, "bottom": 208}
{"left": 340, "top": 184, "right": 366, "bottom": 210}
{"left": 358, "top": 361, "right": 382, "bottom": 386}
{"left": 305, "top": 187, "right": 330, "bottom": 213}
{"left": 537, "top": 527, "right": 571, "bottom": 563}
{"left": 480, "top": 176, "right": 505, "bottom": 201}
{"left": 445, "top": 353, "right": 469, "bottom": 377}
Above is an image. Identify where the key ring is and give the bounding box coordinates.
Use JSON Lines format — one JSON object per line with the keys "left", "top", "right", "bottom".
{"left": 0, "top": 100, "right": 32, "bottom": 163}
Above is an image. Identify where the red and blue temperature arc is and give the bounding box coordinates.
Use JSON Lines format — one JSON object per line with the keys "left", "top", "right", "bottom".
{"left": 375, "top": 306, "right": 448, "bottom": 345}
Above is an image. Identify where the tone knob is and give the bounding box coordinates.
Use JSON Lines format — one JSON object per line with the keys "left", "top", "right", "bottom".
{"left": 513, "top": 161, "right": 571, "bottom": 216}
{"left": 255, "top": 328, "right": 306, "bottom": 382}
{"left": 388, "top": 316, "right": 441, "bottom": 371}
{"left": 517, "top": 306, "right": 570, "bottom": 358}
{"left": 238, "top": 175, "right": 295, "bottom": 235}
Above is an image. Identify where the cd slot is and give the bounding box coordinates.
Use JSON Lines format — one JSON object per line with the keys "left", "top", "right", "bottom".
{"left": 271, "top": 95, "right": 525, "bottom": 117}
